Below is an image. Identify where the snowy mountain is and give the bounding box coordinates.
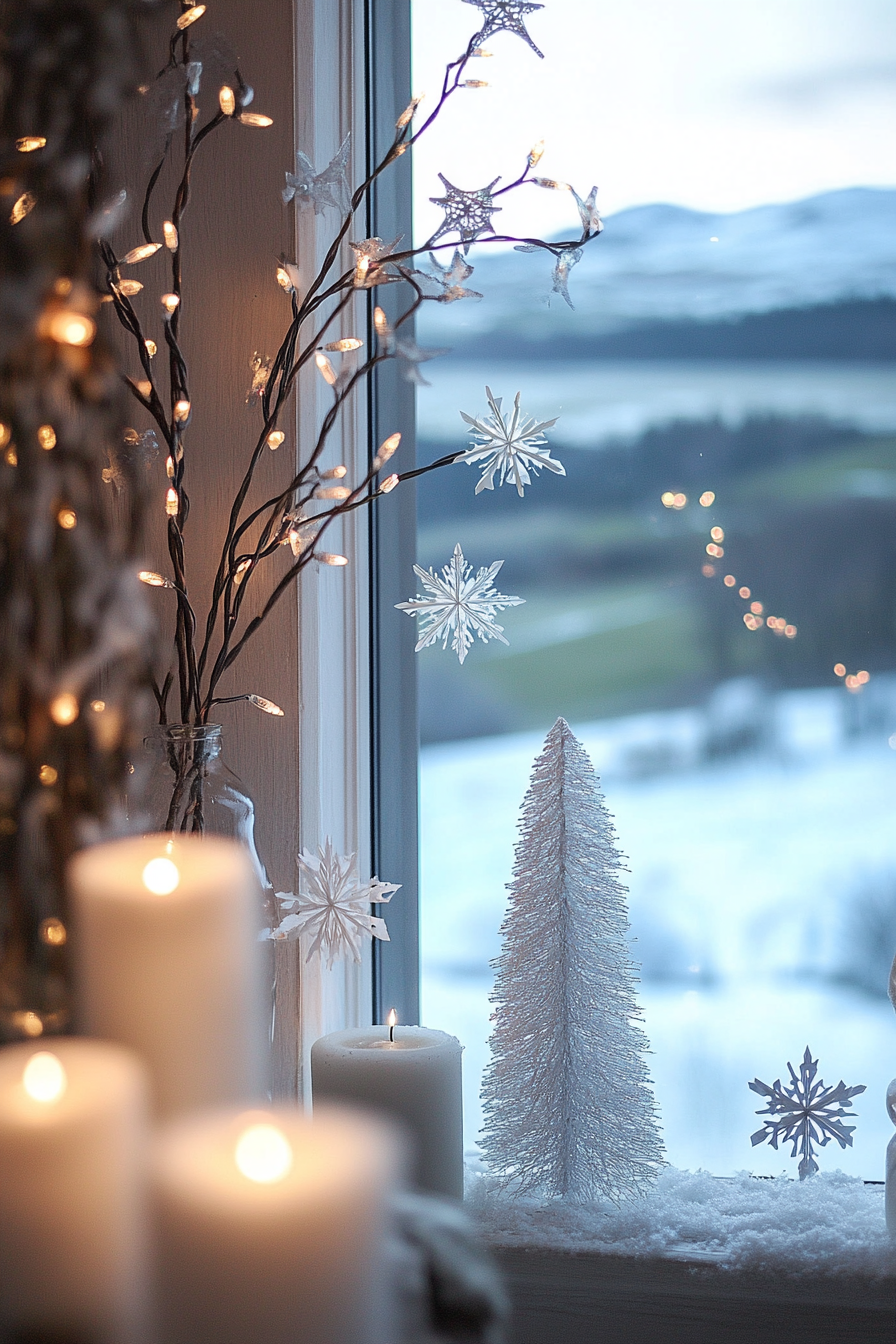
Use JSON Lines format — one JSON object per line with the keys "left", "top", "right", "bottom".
{"left": 418, "top": 187, "right": 896, "bottom": 348}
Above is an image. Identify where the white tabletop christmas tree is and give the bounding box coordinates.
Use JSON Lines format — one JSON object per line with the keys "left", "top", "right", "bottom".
{"left": 480, "top": 718, "right": 664, "bottom": 1201}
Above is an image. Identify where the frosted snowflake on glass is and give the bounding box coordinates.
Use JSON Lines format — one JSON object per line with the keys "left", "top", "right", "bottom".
{"left": 428, "top": 174, "right": 502, "bottom": 254}
{"left": 459, "top": 386, "right": 563, "bottom": 496}
{"left": 283, "top": 133, "right": 351, "bottom": 214}
{"left": 396, "top": 542, "right": 524, "bottom": 664}
{"left": 462, "top": 0, "right": 545, "bottom": 59}
{"left": 749, "top": 1046, "right": 866, "bottom": 1180}
{"left": 271, "top": 838, "right": 399, "bottom": 968}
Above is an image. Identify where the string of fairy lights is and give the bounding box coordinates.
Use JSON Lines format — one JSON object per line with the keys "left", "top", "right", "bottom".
{"left": 662, "top": 487, "right": 872, "bottom": 694}
{"left": 85, "top": 0, "right": 604, "bottom": 731}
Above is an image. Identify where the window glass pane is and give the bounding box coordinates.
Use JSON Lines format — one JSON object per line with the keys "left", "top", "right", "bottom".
{"left": 412, "top": 0, "right": 896, "bottom": 1176}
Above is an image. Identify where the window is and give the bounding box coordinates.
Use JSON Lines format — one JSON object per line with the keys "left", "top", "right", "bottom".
{"left": 411, "top": 0, "right": 896, "bottom": 1176}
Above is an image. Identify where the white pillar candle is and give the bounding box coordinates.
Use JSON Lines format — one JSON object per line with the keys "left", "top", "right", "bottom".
{"left": 152, "top": 1104, "right": 403, "bottom": 1344}
{"left": 0, "top": 1039, "right": 149, "bottom": 1343}
{"left": 311, "top": 1025, "right": 464, "bottom": 1198}
{"left": 70, "top": 834, "right": 266, "bottom": 1117}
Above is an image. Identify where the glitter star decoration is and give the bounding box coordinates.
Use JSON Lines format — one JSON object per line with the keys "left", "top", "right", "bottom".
{"left": 572, "top": 184, "right": 603, "bottom": 237}
{"left": 282, "top": 133, "right": 351, "bottom": 214}
{"left": 396, "top": 542, "right": 524, "bottom": 664}
{"left": 349, "top": 234, "right": 403, "bottom": 288}
{"left": 551, "top": 246, "right": 583, "bottom": 309}
{"left": 428, "top": 174, "right": 502, "bottom": 254}
{"left": 394, "top": 334, "right": 451, "bottom": 386}
{"left": 459, "top": 386, "right": 562, "bottom": 495}
{"left": 246, "top": 351, "right": 272, "bottom": 404}
{"left": 462, "top": 0, "right": 545, "bottom": 58}
{"left": 270, "top": 838, "right": 399, "bottom": 967}
{"left": 749, "top": 1047, "right": 866, "bottom": 1180}
{"left": 421, "top": 250, "right": 483, "bottom": 303}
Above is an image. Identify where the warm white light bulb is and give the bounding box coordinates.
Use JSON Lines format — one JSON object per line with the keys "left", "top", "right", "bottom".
{"left": 235, "top": 1123, "right": 293, "bottom": 1183}
{"left": 23, "top": 1051, "right": 67, "bottom": 1104}
{"left": 142, "top": 857, "right": 180, "bottom": 895}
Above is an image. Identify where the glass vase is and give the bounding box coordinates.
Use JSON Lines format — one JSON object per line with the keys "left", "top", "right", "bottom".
{"left": 143, "top": 721, "right": 278, "bottom": 957}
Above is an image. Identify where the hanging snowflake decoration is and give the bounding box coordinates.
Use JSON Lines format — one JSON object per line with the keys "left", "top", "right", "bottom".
{"left": 420, "top": 250, "right": 483, "bottom": 303}
{"left": 462, "top": 0, "right": 545, "bottom": 59}
{"left": 283, "top": 133, "right": 351, "bottom": 214}
{"left": 749, "top": 1047, "right": 866, "bottom": 1180}
{"left": 396, "top": 542, "right": 524, "bottom": 664}
{"left": 428, "top": 174, "right": 502, "bottom": 254}
{"left": 270, "top": 838, "right": 400, "bottom": 968}
{"left": 459, "top": 385, "right": 563, "bottom": 496}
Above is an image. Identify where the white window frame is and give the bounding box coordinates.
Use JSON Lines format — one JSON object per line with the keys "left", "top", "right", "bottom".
{"left": 159, "top": 2, "right": 891, "bottom": 1332}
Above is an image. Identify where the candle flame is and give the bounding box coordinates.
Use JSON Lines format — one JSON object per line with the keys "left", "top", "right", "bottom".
{"left": 387, "top": 1009, "right": 397, "bottom": 1027}
{"left": 235, "top": 1122, "right": 293, "bottom": 1184}
{"left": 142, "top": 856, "right": 180, "bottom": 895}
{"left": 23, "top": 1051, "right": 67, "bottom": 1104}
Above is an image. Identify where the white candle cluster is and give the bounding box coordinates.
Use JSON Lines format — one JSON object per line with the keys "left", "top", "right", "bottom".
{"left": 0, "top": 834, "right": 410, "bottom": 1344}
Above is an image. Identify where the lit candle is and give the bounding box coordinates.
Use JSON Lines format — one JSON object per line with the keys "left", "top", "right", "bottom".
{"left": 311, "top": 1019, "right": 464, "bottom": 1198}
{"left": 152, "top": 1104, "right": 403, "bottom": 1344}
{"left": 0, "top": 1040, "right": 150, "bottom": 1342}
{"left": 69, "top": 834, "right": 266, "bottom": 1117}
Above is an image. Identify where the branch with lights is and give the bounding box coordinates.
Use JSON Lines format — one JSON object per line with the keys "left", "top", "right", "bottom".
{"left": 99, "top": 0, "right": 601, "bottom": 729}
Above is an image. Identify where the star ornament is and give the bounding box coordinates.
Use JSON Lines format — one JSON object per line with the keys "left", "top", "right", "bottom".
{"left": 271, "top": 838, "right": 399, "bottom": 967}
{"left": 462, "top": 0, "right": 545, "bottom": 59}
{"left": 349, "top": 234, "right": 403, "bottom": 288}
{"left": 396, "top": 542, "right": 524, "bottom": 664}
{"left": 423, "top": 250, "right": 483, "bottom": 303}
{"left": 428, "top": 174, "right": 501, "bottom": 254}
{"left": 551, "top": 246, "right": 583, "bottom": 309}
{"left": 283, "top": 133, "right": 351, "bottom": 214}
{"left": 749, "top": 1046, "right": 866, "bottom": 1180}
{"left": 459, "top": 385, "right": 563, "bottom": 495}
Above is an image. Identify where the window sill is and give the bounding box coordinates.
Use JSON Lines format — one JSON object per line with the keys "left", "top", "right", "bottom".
{"left": 494, "top": 1244, "right": 896, "bottom": 1344}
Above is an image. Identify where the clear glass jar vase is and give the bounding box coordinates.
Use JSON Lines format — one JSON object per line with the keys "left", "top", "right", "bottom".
{"left": 143, "top": 723, "right": 277, "bottom": 933}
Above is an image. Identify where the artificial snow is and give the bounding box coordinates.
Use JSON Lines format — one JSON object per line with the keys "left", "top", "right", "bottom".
{"left": 467, "top": 1165, "right": 896, "bottom": 1278}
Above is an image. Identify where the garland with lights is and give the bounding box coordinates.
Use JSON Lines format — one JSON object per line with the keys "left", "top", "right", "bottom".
{"left": 0, "top": 0, "right": 157, "bottom": 1041}
{"left": 103, "top": 0, "right": 603, "bottom": 749}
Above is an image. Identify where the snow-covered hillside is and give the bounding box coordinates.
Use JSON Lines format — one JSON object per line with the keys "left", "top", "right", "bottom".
{"left": 419, "top": 187, "right": 896, "bottom": 342}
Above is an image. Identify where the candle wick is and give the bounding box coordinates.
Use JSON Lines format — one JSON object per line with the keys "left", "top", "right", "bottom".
{"left": 389, "top": 1021, "right": 395, "bottom": 1043}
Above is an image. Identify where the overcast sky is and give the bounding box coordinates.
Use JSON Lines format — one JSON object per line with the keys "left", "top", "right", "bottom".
{"left": 411, "top": 0, "right": 896, "bottom": 241}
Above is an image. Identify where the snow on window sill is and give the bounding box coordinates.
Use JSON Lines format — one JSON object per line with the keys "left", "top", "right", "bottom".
{"left": 467, "top": 1166, "right": 895, "bottom": 1280}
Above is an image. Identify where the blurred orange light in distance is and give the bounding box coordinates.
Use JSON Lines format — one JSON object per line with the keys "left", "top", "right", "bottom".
{"left": 723, "top": 575, "right": 736, "bottom": 587}
{"left": 738, "top": 587, "right": 750, "bottom": 599}
{"left": 833, "top": 663, "right": 846, "bottom": 677}
{"left": 702, "top": 563, "right": 715, "bottom": 577}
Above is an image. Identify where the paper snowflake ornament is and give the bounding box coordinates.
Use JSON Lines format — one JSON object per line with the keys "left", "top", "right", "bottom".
{"left": 749, "top": 1047, "right": 866, "bottom": 1180}
{"left": 396, "top": 542, "right": 524, "bottom": 664}
{"left": 422, "top": 250, "right": 483, "bottom": 303}
{"left": 462, "top": 0, "right": 545, "bottom": 58}
{"left": 551, "top": 246, "right": 583, "bottom": 309}
{"left": 428, "top": 174, "right": 502, "bottom": 254}
{"left": 272, "top": 838, "right": 399, "bottom": 968}
{"left": 459, "top": 385, "right": 563, "bottom": 496}
{"left": 282, "top": 133, "right": 351, "bottom": 214}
